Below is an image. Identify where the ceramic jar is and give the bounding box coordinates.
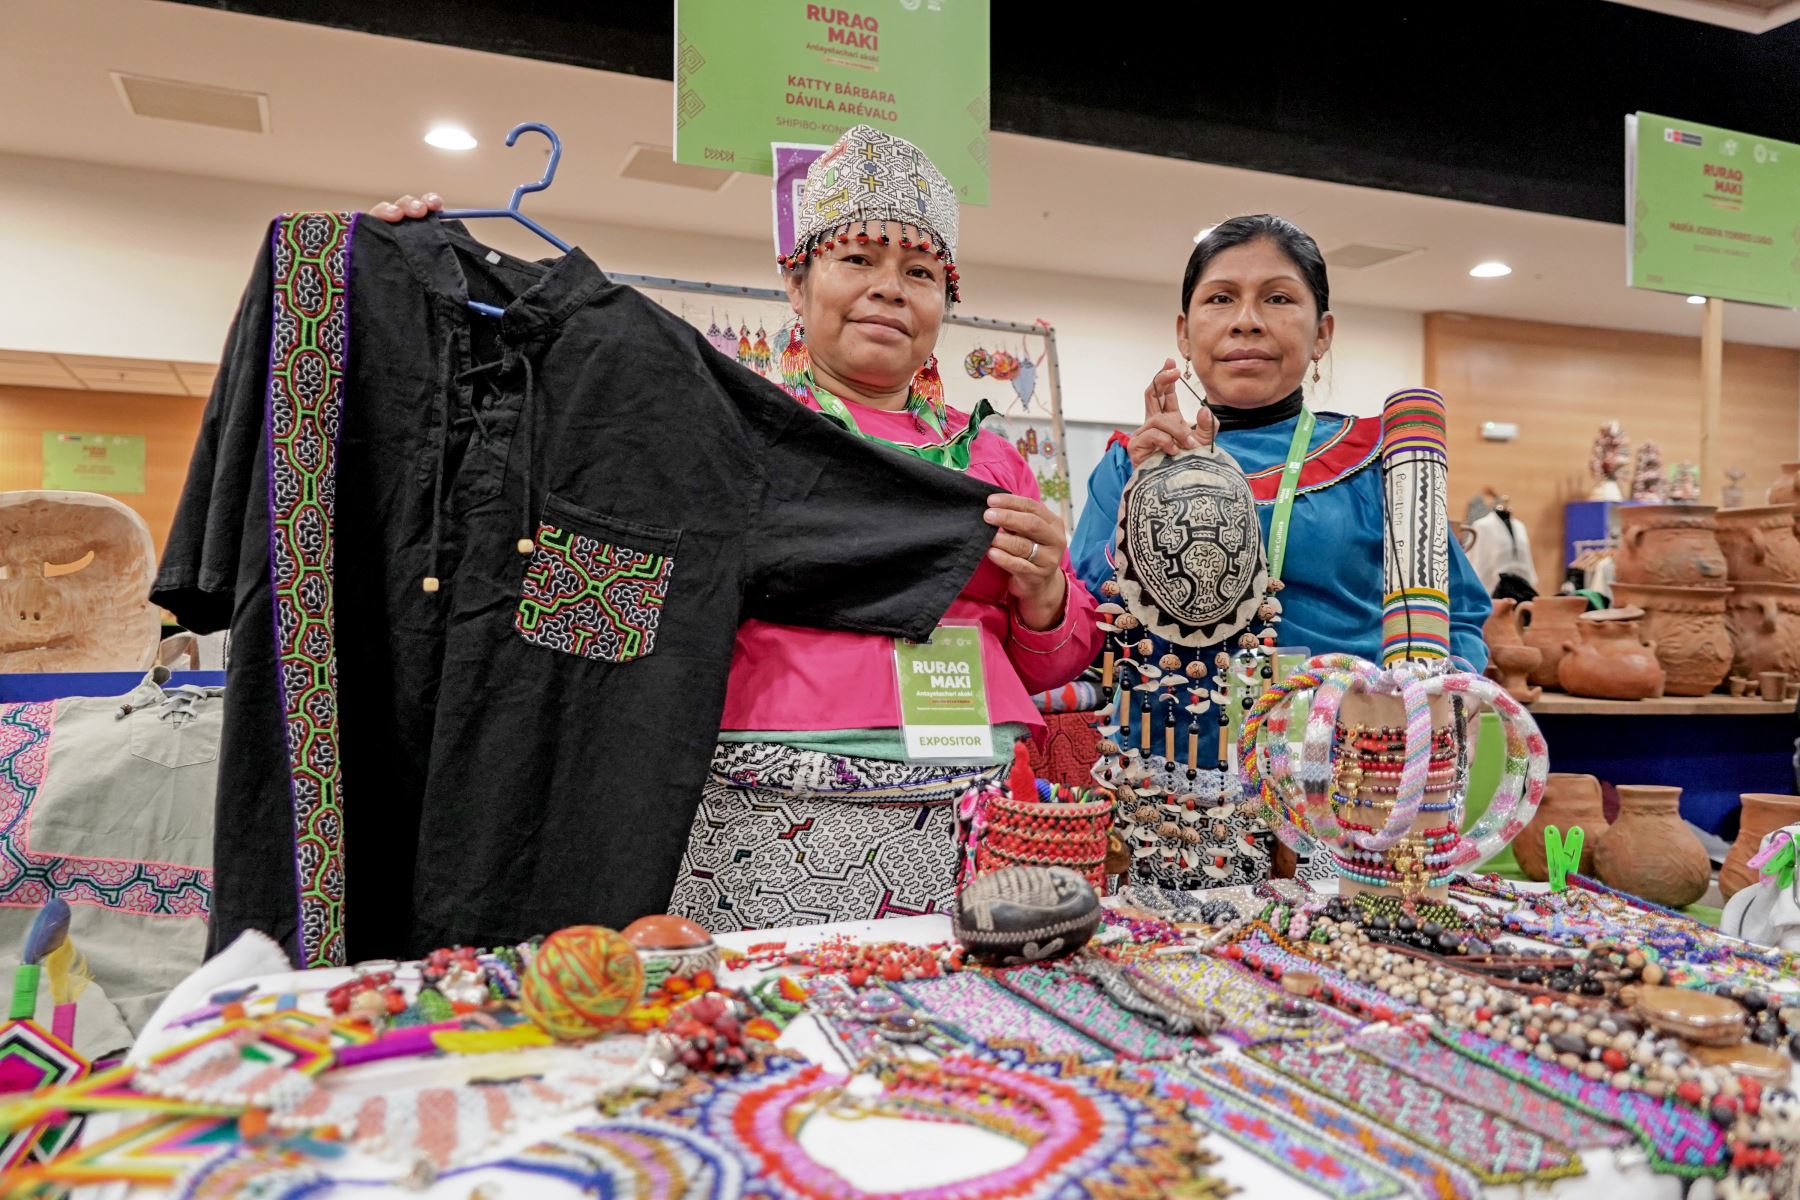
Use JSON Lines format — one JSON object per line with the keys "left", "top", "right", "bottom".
{"left": 1519, "top": 595, "right": 1587, "bottom": 691}
{"left": 1592, "top": 785, "right": 1711, "bottom": 908}
{"left": 1715, "top": 504, "right": 1800, "bottom": 584}
{"left": 1767, "top": 461, "right": 1800, "bottom": 506}
{"left": 1614, "top": 504, "right": 1728, "bottom": 587}
{"left": 1483, "top": 599, "right": 1543, "bottom": 704}
{"left": 1610, "top": 583, "right": 1732, "bottom": 697}
{"left": 1725, "top": 582, "right": 1800, "bottom": 679}
{"left": 1513, "top": 773, "right": 1608, "bottom": 882}
{"left": 1557, "top": 607, "right": 1666, "bottom": 701}
{"left": 1720, "top": 794, "right": 1800, "bottom": 900}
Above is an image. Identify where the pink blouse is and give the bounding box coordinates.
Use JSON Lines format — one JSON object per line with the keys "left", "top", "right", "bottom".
{"left": 720, "top": 395, "right": 1102, "bottom": 732}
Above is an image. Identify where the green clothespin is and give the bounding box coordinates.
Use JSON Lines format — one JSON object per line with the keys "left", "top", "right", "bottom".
{"left": 1545, "top": 825, "right": 1585, "bottom": 892}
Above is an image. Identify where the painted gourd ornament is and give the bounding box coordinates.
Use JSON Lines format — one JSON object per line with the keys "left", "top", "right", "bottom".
{"left": 1114, "top": 445, "right": 1267, "bottom": 648}
{"left": 953, "top": 865, "right": 1101, "bottom": 964}
{"left": 520, "top": 925, "right": 645, "bottom": 1041}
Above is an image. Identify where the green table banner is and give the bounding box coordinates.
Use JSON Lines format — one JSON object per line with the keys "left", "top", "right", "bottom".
{"left": 42, "top": 432, "right": 145, "bottom": 494}
{"left": 1628, "top": 112, "right": 1800, "bottom": 306}
{"left": 675, "top": 0, "right": 990, "bottom": 204}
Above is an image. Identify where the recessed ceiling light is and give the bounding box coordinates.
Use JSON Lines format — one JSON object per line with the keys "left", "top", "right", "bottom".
{"left": 425, "top": 125, "right": 477, "bottom": 151}
{"left": 1192, "top": 226, "right": 1216, "bottom": 243}
{"left": 1468, "top": 261, "right": 1512, "bottom": 278}
{"left": 1686, "top": 294, "right": 1708, "bottom": 305}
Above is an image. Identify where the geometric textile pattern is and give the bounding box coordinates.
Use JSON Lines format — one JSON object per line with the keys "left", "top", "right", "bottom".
{"left": 1025, "top": 711, "right": 1101, "bottom": 790}
{"left": 894, "top": 971, "right": 1112, "bottom": 1063}
{"left": 0, "top": 702, "right": 211, "bottom": 917}
{"left": 265, "top": 211, "right": 357, "bottom": 969}
{"left": 670, "top": 743, "right": 999, "bottom": 932}
{"left": 515, "top": 524, "right": 672, "bottom": 663}
{"left": 0, "top": 1019, "right": 89, "bottom": 1170}
{"left": 1249, "top": 1040, "right": 1585, "bottom": 1186}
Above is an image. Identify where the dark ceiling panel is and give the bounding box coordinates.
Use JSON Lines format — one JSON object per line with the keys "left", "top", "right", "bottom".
{"left": 162, "top": 0, "right": 1800, "bottom": 225}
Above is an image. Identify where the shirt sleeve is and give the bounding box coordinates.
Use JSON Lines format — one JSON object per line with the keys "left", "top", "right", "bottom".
{"left": 150, "top": 224, "right": 276, "bottom": 633}
{"left": 1449, "top": 526, "right": 1494, "bottom": 671}
{"left": 992, "top": 444, "right": 1104, "bottom": 694}
{"left": 743, "top": 394, "right": 996, "bottom": 641}
{"left": 1070, "top": 440, "right": 1132, "bottom": 601}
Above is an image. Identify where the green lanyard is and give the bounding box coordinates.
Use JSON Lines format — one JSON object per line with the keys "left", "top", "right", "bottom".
{"left": 813, "top": 388, "right": 994, "bottom": 471}
{"left": 1263, "top": 408, "right": 1316, "bottom": 583}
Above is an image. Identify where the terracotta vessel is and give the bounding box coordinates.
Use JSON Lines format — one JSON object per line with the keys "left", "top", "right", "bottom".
{"left": 1614, "top": 504, "right": 1728, "bottom": 587}
{"left": 1483, "top": 597, "right": 1527, "bottom": 648}
{"left": 1485, "top": 645, "right": 1542, "bottom": 705}
{"left": 1767, "top": 461, "right": 1800, "bottom": 506}
{"left": 1513, "top": 773, "right": 1607, "bottom": 882}
{"left": 1519, "top": 595, "right": 1587, "bottom": 690}
{"left": 1761, "top": 672, "right": 1787, "bottom": 703}
{"left": 1557, "top": 607, "right": 1665, "bottom": 701}
{"left": 1610, "top": 583, "right": 1732, "bottom": 697}
{"left": 1720, "top": 794, "right": 1800, "bottom": 900}
{"left": 1725, "top": 582, "right": 1800, "bottom": 679}
{"left": 1592, "top": 785, "right": 1711, "bottom": 908}
{"left": 1715, "top": 504, "right": 1800, "bottom": 583}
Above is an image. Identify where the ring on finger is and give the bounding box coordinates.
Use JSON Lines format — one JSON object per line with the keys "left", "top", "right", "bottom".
{"left": 1027, "top": 541, "right": 1041, "bottom": 564}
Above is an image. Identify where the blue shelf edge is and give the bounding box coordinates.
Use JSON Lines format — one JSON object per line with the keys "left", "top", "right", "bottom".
{"left": 0, "top": 671, "right": 227, "bottom": 702}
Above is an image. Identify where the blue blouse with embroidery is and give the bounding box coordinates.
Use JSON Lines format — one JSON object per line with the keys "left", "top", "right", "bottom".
{"left": 1071, "top": 410, "right": 1491, "bottom": 738}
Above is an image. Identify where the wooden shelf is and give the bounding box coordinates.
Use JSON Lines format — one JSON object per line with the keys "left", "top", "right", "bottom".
{"left": 1527, "top": 693, "right": 1794, "bottom": 717}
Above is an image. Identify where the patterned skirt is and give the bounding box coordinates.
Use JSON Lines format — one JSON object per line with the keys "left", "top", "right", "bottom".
{"left": 668, "top": 742, "right": 1005, "bottom": 934}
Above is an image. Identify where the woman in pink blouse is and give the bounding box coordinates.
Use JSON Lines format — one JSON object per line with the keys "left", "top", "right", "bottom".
{"left": 374, "top": 126, "right": 1098, "bottom": 931}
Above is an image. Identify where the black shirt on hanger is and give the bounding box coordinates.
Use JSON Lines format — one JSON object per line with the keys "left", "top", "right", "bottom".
{"left": 155, "top": 215, "right": 996, "bottom": 961}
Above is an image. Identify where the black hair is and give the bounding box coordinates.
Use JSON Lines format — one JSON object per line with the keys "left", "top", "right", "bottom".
{"left": 1180, "top": 214, "right": 1330, "bottom": 317}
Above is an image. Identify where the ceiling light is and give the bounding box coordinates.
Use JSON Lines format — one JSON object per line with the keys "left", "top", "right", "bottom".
{"left": 1468, "top": 261, "right": 1512, "bottom": 278}
{"left": 424, "top": 125, "right": 477, "bottom": 151}
{"left": 1686, "top": 294, "right": 1707, "bottom": 305}
{"left": 1192, "top": 226, "right": 1216, "bottom": 243}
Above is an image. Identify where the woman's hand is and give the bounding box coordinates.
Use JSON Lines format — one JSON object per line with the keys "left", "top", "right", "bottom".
{"left": 1127, "top": 357, "right": 1218, "bottom": 468}
{"left": 369, "top": 193, "right": 444, "bottom": 223}
{"left": 985, "top": 493, "right": 1069, "bottom": 630}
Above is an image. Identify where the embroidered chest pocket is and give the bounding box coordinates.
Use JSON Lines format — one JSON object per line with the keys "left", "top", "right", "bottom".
{"left": 514, "top": 496, "right": 680, "bottom": 664}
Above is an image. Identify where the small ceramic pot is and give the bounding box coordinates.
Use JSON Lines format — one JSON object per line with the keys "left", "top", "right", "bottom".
{"left": 1593, "top": 785, "right": 1711, "bottom": 908}
{"left": 1519, "top": 595, "right": 1588, "bottom": 690}
{"left": 1610, "top": 583, "right": 1732, "bottom": 697}
{"left": 1485, "top": 644, "right": 1543, "bottom": 705}
{"left": 1557, "top": 607, "right": 1666, "bottom": 701}
{"left": 1513, "top": 773, "right": 1607, "bottom": 882}
{"left": 1716, "top": 504, "right": 1800, "bottom": 584}
{"left": 1721, "top": 794, "right": 1800, "bottom": 899}
{"left": 1614, "top": 505, "right": 1728, "bottom": 587}
{"left": 1726, "top": 582, "right": 1800, "bottom": 679}
{"left": 1760, "top": 671, "right": 1787, "bottom": 703}
{"left": 1767, "top": 461, "right": 1800, "bottom": 506}
{"left": 1483, "top": 597, "right": 1527, "bottom": 649}
{"left": 1730, "top": 676, "right": 1751, "bottom": 697}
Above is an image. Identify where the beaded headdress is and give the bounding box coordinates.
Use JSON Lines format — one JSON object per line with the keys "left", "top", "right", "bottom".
{"left": 776, "top": 125, "right": 961, "bottom": 302}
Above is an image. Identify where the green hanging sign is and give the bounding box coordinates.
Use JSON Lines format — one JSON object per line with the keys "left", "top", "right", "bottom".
{"left": 1627, "top": 112, "right": 1800, "bottom": 306}
{"left": 674, "top": 0, "right": 990, "bottom": 204}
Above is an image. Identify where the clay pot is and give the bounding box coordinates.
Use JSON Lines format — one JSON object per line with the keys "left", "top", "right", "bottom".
{"left": 1519, "top": 595, "right": 1588, "bottom": 690}
{"left": 1483, "top": 597, "right": 1527, "bottom": 648}
{"left": 1592, "top": 785, "right": 1711, "bottom": 908}
{"left": 1716, "top": 504, "right": 1800, "bottom": 584}
{"left": 1611, "top": 583, "right": 1732, "bottom": 697}
{"left": 1485, "top": 645, "right": 1542, "bottom": 705}
{"left": 1720, "top": 794, "right": 1800, "bottom": 900}
{"left": 1725, "top": 582, "right": 1800, "bottom": 679}
{"left": 1761, "top": 672, "right": 1787, "bottom": 703}
{"left": 1767, "top": 461, "right": 1800, "bottom": 506}
{"left": 1557, "top": 607, "right": 1666, "bottom": 701}
{"left": 1513, "top": 773, "right": 1608, "bottom": 882}
{"left": 1614, "top": 504, "right": 1728, "bottom": 587}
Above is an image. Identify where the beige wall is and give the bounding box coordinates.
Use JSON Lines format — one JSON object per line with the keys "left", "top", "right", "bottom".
{"left": 1428, "top": 312, "right": 1800, "bottom": 587}
{"left": 0, "top": 152, "right": 1425, "bottom": 427}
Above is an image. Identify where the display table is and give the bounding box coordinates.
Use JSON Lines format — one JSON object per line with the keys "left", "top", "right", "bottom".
{"left": 1527, "top": 693, "right": 1795, "bottom": 834}
{"left": 80, "top": 886, "right": 1757, "bottom": 1200}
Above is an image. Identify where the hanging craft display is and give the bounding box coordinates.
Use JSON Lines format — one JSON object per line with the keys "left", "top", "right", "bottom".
{"left": 1113, "top": 445, "right": 1268, "bottom": 648}
{"left": 965, "top": 341, "right": 1045, "bottom": 409}
{"left": 705, "top": 314, "right": 737, "bottom": 358}
{"left": 735, "top": 322, "right": 754, "bottom": 367}
{"left": 752, "top": 324, "right": 773, "bottom": 374}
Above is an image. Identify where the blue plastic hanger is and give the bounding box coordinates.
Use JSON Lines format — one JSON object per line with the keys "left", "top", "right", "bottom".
{"left": 439, "top": 122, "right": 574, "bottom": 318}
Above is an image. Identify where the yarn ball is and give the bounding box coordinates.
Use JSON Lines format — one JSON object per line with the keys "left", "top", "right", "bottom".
{"left": 520, "top": 925, "right": 645, "bottom": 1041}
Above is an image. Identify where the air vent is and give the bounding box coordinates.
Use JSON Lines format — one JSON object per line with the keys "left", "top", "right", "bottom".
{"left": 619, "top": 144, "right": 733, "bottom": 191}
{"left": 1325, "top": 242, "right": 1422, "bottom": 271}
{"left": 112, "top": 72, "right": 268, "bottom": 134}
